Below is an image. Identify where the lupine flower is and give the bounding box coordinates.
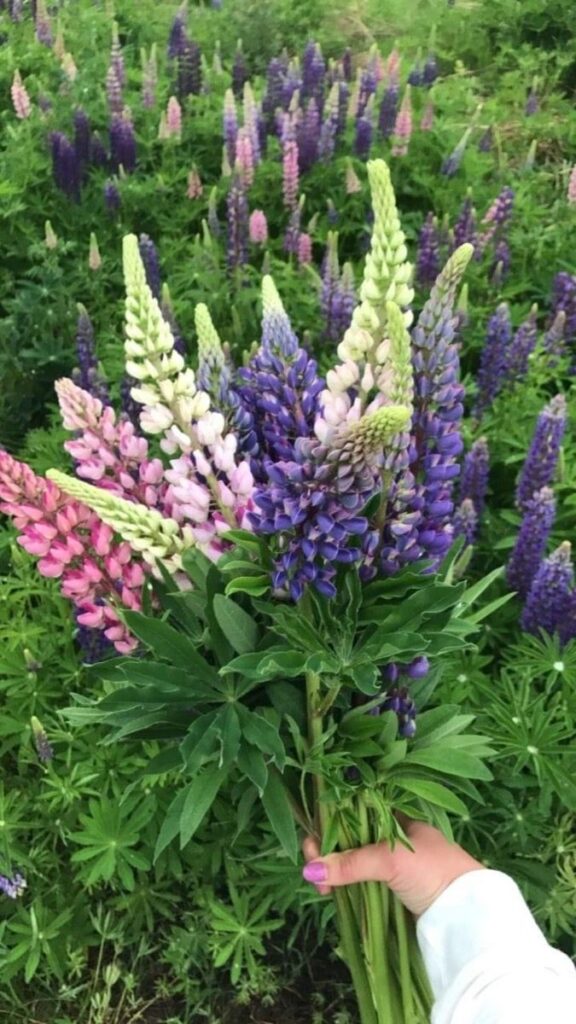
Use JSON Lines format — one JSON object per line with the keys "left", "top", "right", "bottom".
{"left": 543, "top": 311, "right": 567, "bottom": 362}
{"left": 453, "top": 193, "right": 478, "bottom": 252}
{"left": 506, "top": 305, "right": 539, "bottom": 382}
{"left": 223, "top": 89, "right": 238, "bottom": 166}
{"left": 232, "top": 43, "right": 249, "bottom": 98}
{"left": 507, "top": 486, "right": 556, "bottom": 599}
{"left": 88, "top": 233, "right": 102, "bottom": 272}
{"left": 236, "top": 127, "right": 254, "bottom": 188}
{"left": 384, "top": 47, "right": 401, "bottom": 87}
{"left": 453, "top": 497, "right": 479, "bottom": 545}
{"left": 61, "top": 52, "right": 78, "bottom": 82}
{"left": 318, "top": 82, "right": 339, "bottom": 160}
{"left": 354, "top": 97, "right": 373, "bottom": 159}
{"left": 490, "top": 239, "right": 511, "bottom": 286}
{"left": 378, "top": 84, "right": 399, "bottom": 138}
{"left": 380, "top": 686, "right": 417, "bottom": 737}
{"left": 104, "top": 179, "right": 121, "bottom": 214}
{"left": 298, "top": 98, "right": 320, "bottom": 171}
{"left": 320, "top": 232, "right": 341, "bottom": 342}
{"left": 525, "top": 87, "right": 539, "bottom": 116}
{"left": 90, "top": 133, "right": 108, "bottom": 168}
{"left": 177, "top": 38, "right": 202, "bottom": 98}
{"left": 165, "top": 96, "right": 182, "bottom": 139}
{"left": 336, "top": 80, "right": 349, "bottom": 139}
{"left": 568, "top": 165, "right": 576, "bottom": 205}
{"left": 297, "top": 233, "right": 312, "bottom": 265}
{"left": 281, "top": 60, "right": 302, "bottom": 110}
{"left": 161, "top": 285, "right": 187, "bottom": 358}
{"left": 138, "top": 235, "right": 162, "bottom": 300}
{"left": 551, "top": 272, "right": 576, "bottom": 344}
{"left": 302, "top": 41, "right": 325, "bottom": 109}
{"left": 423, "top": 54, "right": 438, "bottom": 86}
{"left": 35, "top": 0, "right": 52, "bottom": 45}
{"left": 0, "top": 872, "right": 27, "bottom": 900}
{"left": 282, "top": 135, "right": 299, "bottom": 210}
{"left": 11, "top": 70, "right": 31, "bottom": 119}
{"left": 409, "top": 244, "right": 473, "bottom": 565}
{"left": 195, "top": 303, "right": 255, "bottom": 453}
{"left": 110, "top": 113, "right": 136, "bottom": 173}
{"left": 226, "top": 171, "right": 249, "bottom": 273}
{"left": 458, "top": 437, "right": 489, "bottom": 522}
{"left": 441, "top": 127, "right": 472, "bottom": 177}
{"left": 167, "top": 7, "right": 187, "bottom": 59}
{"left": 516, "top": 395, "right": 567, "bottom": 512}
{"left": 332, "top": 263, "right": 357, "bottom": 342}
{"left": 31, "top": 716, "right": 53, "bottom": 763}
{"left": 141, "top": 44, "right": 158, "bottom": 108}
{"left": 73, "top": 108, "right": 91, "bottom": 171}
{"left": 249, "top": 405, "right": 409, "bottom": 600}
{"left": 345, "top": 160, "right": 362, "bottom": 194}
{"left": 110, "top": 22, "right": 125, "bottom": 87}
{"left": 186, "top": 166, "right": 203, "bottom": 199}
{"left": 9, "top": 0, "right": 23, "bottom": 23}
{"left": 477, "top": 126, "right": 493, "bottom": 152}
{"left": 391, "top": 87, "right": 412, "bottom": 157}
{"left": 75, "top": 614, "right": 114, "bottom": 664}
{"left": 407, "top": 58, "right": 423, "bottom": 87}
{"left": 357, "top": 64, "right": 377, "bottom": 117}
{"left": 50, "top": 132, "right": 81, "bottom": 201}
{"left": 44, "top": 221, "right": 58, "bottom": 250}
{"left": 342, "top": 47, "right": 353, "bottom": 82}
{"left": 478, "top": 186, "right": 515, "bottom": 251}
{"left": 473, "top": 303, "right": 512, "bottom": 417}
{"left": 249, "top": 210, "right": 268, "bottom": 244}
{"left": 262, "top": 57, "right": 286, "bottom": 127}
{"left": 106, "top": 64, "right": 123, "bottom": 116}
{"left": 208, "top": 186, "right": 220, "bottom": 237}
{"left": 420, "top": 100, "right": 434, "bottom": 131}
{"left": 416, "top": 213, "right": 441, "bottom": 289}
{"left": 522, "top": 139, "right": 538, "bottom": 173}
{"left": 242, "top": 83, "right": 262, "bottom": 165}
{"left": 72, "top": 305, "right": 110, "bottom": 405}
{"left": 521, "top": 542, "right": 575, "bottom": 644}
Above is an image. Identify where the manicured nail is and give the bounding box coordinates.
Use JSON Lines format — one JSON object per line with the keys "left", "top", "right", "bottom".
{"left": 303, "top": 861, "right": 328, "bottom": 884}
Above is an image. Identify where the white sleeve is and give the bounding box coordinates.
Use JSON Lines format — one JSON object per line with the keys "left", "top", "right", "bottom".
{"left": 416, "top": 868, "right": 576, "bottom": 1024}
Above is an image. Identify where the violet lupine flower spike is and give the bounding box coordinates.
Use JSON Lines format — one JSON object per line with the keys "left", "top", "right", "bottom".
{"left": 473, "top": 303, "right": 513, "bottom": 418}
{"left": 0, "top": 872, "right": 27, "bottom": 900}
{"left": 378, "top": 83, "right": 399, "bottom": 139}
{"left": 354, "top": 95, "right": 374, "bottom": 159}
{"left": 453, "top": 192, "right": 478, "bottom": 253}
{"left": 226, "top": 170, "right": 249, "bottom": 274}
{"left": 506, "top": 305, "right": 539, "bottom": 383}
{"left": 223, "top": 89, "right": 238, "bottom": 166}
{"left": 458, "top": 437, "right": 489, "bottom": 521}
{"left": 250, "top": 405, "right": 410, "bottom": 601}
{"left": 543, "top": 311, "right": 567, "bottom": 363}
{"left": 320, "top": 232, "right": 341, "bottom": 343}
{"left": 551, "top": 272, "right": 576, "bottom": 347}
{"left": 478, "top": 186, "right": 515, "bottom": 253}
{"left": 521, "top": 542, "right": 575, "bottom": 645}
{"left": 516, "top": 395, "right": 567, "bottom": 512}
{"left": 441, "top": 127, "right": 472, "bottom": 177}
{"left": 138, "top": 234, "right": 162, "bottom": 300}
{"left": 72, "top": 305, "right": 111, "bottom": 405}
{"left": 453, "top": 497, "right": 478, "bottom": 546}
{"left": 31, "top": 716, "right": 53, "bottom": 763}
{"left": 506, "top": 486, "right": 556, "bottom": 599}
{"left": 167, "top": 5, "right": 187, "bottom": 58}
{"left": 177, "top": 38, "right": 202, "bottom": 99}
{"left": 409, "top": 244, "right": 473, "bottom": 564}
{"left": 232, "top": 42, "right": 249, "bottom": 99}
{"left": 50, "top": 132, "right": 81, "bottom": 201}
{"left": 416, "top": 213, "right": 441, "bottom": 289}
{"left": 109, "top": 113, "right": 136, "bottom": 173}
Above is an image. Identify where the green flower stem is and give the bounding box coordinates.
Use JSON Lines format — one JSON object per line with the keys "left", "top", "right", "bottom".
{"left": 393, "top": 894, "right": 416, "bottom": 1021}
{"left": 334, "top": 889, "right": 379, "bottom": 1024}
{"left": 358, "top": 802, "right": 397, "bottom": 1024}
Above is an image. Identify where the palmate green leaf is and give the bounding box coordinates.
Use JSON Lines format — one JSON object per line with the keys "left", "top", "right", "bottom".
{"left": 225, "top": 575, "right": 270, "bottom": 597}
{"left": 237, "top": 743, "right": 269, "bottom": 795}
{"left": 123, "top": 611, "right": 219, "bottom": 683}
{"left": 404, "top": 747, "right": 494, "bottom": 780}
{"left": 181, "top": 712, "right": 221, "bottom": 771}
{"left": 212, "top": 594, "right": 259, "bottom": 654}
{"left": 237, "top": 706, "right": 285, "bottom": 769}
{"left": 217, "top": 705, "right": 241, "bottom": 768}
{"left": 221, "top": 648, "right": 308, "bottom": 680}
{"left": 413, "top": 706, "right": 477, "bottom": 746}
{"left": 180, "top": 766, "right": 228, "bottom": 849}
{"left": 393, "top": 777, "right": 469, "bottom": 817}
{"left": 359, "top": 631, "right": 428, "bottom": 663}
{"left": 359, "top": 583, "right": 466, "bottom": 629}
{"left": 154, "top": 790, "right": 186, "bottom": 861}
{"left": 261, "top": 771, "right": 299, "bottom": 863}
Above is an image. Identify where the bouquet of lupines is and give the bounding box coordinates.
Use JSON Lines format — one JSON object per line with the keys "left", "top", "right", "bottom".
{"left": 0, "top": 162, "right": 502, "bottom": 1024}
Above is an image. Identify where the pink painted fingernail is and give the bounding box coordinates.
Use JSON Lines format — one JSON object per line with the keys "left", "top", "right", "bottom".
{"left": 303, "top": 861, "right": 328, "bottom": 884}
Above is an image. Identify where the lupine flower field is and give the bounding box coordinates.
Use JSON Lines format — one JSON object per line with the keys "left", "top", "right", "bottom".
{"left": 0, "top": 0, "right": 575, "bottom": 1021}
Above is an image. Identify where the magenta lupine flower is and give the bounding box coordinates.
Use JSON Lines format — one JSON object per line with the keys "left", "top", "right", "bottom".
{"left": 11, "top": 70, "right": 31, "bottom": 119}
{"left": 106, "top": 64, "right": 123, "bottom": 116}
{"left": 391, "top": 88, "right": 412, "bottom": 157}
{"left": 166, "top": 96, "right": 182, "bottom": 138}
{"left": 473, "top": 303, "right": 512, "bottom": 418}
{"left": 236, "top": 127, "right": 254, "bottom": 188}
{"left": 568, "top": 165, "right": 576, "bottom": 205}
{"left": 282, "top": 136, "right": 299, "bottom": 210}
{"left": 506, "top": 305, "right": 539, "bottom": 382}
{"left": 0, "top": 452, "right": 143, "bottom": 653}
{"left": 249, "top": 209, "right": 268, "bottom": 244}
{"left": 297, "top": 233, "right": 312, "bottom": 265}
{"left": 516, "top": 395, "right": 567, "bottom": 512}
{"left": 187, "top": 167, "right": 203, "bottom": 199}
{"left": 507, "top": 486, "right": 556, "bottom": 599}
{"left": 223, "top": 89, "right": 238, "bottom": 166}
{"left": 416, "top": 213, "right": 441, "bottom": 289}
{"left": 521, "top": 542, "right": 575, "bottom": 643}
{"left": 420, "top": 100, "right": 434, "bottom": 131}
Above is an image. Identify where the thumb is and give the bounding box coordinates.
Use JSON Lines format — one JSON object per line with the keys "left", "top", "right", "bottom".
{"left": 303, "top": 841, "right": 400, "bottom": 889}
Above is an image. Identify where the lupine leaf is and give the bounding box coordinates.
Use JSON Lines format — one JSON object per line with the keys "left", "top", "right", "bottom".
{"left": 180, "top": 766, "right": 228, "bottom": 848}
{"left": 213, "top": 594, "right": 259, "bottom": 654}
{"left": 261, "top": 771, "right": 298, "bottom": 863}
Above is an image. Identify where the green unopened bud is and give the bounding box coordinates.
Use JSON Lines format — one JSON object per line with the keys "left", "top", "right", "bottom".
{"left": 44, "top": 220, "right": 58, "bottom": 250}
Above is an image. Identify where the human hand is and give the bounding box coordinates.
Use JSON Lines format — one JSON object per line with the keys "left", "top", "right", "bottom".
{"left": 302, "top": 818, "right": 485, "bottom": 917}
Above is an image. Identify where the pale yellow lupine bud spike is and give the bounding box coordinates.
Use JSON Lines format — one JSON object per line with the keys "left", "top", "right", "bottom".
{"left": 47, "top": 469, "right": 194, "bottom": 573}
{"left": 262, "top": 274, "right": 285, "bottom": 315}
{"left": 350, "top": 404, "right": 411, "bottom": 452}
{"left": 383, "top": 300, "right": 414, "bottom": 411}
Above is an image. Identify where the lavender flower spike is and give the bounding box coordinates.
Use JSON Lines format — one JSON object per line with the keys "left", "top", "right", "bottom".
{"left": 0, "top": 872, "right": 27, "bottom": 899}
{"left": 506, "top": 486, "right": 556, "bottom": 599}
{"left": 416, "top": 212, "right": 440, "bottom": 289}
{"left": 459, "top": 437, "right": 489, "bottom": 520}
{"left": 521, "top": 541, "right": 574, "bottom": 643}
{"left": 473, "top": 303, "right": 512, "bottom": 418}
{"left": 441, "top": 127, "right": 472, "bottom": 177}
{"left": 516, "top": 395, "right": 567, "bottom": 512}
{"left": 138, "top": 234, "right": 162, "bottom": 300}
{"left": 506, "top": 304, "right": 538, "bottom": 383}
{"left": 72, "top": 304, "right": 111, "bottom": 405}
{"left": 31, "top": 715, "right": 53, "bottom": 763}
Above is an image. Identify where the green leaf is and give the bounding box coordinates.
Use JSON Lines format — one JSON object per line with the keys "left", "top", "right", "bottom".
{"left": 395, "top": 777, "right": 469, "bottom": 816}
{"left": 225, "top": 576, "right": 270, "bottom": 597}
{"left": 404, "top": 748, "right": 493, "bottom": 780}
{"left": 237, "top": 744, "right": 269, "bottom": 794}
{"left": 261, "top": 772, "right": 298, "bottom": 863}
{"left": 218, "top": 706, "right": 241, "bottom": 768}
{"left": 221, "top": 649, "right": 307, "bottom": 680}
{"left": 239, "top": 707, "right": 285, "bottom": 768}
{"left": 180, "top": 766, "right": 228, "bottom": 849}
{"left": 455, "top": 567, "right": 504, "bottom": 613}
{"left": 123, "top": 612, "right": 219, "bottom": 683}
{"left": 212, "top": 594, "right": 259, "bottom": 654}
{"left": 154, "top": 790, "right": 187, "bottom": 861}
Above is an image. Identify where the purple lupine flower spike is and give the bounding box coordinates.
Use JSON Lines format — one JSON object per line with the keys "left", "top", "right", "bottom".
{"left": 441, "top": 127, "right": 472, "bottom": 177}
{"left": 381, "top": 686, "right": 417, "bottom": 737}
{"left": 226, "top": 170, "right": 249, "bottom": 273}
{"left": 543, "top": 310, "right": 567, "bottom": 362}
{"left": 473, "top": 303, "right": 512, "bottom": 417}
{"left": 74, "top": 109, "right": 91, "bottom": 170}
{"left": 423, "top": 54, "right": 438, "bottom": 86}
{"left": 320, "top": 232, "right": 340, "bottom": 342}
{"left": 550, "top": 272, "right": 576, "bottom": 346}
{"left": 506, "top": 486, "right": 556, "bottom": 599}
{"left": 506, "top": 305, "right": 539, "bottom": 382}
{"left": 490, "top": 240, "right": 511, "bottom": 286}
{"left": 525, "top": 87, "right": 539, "bottom": 116}
{"left": 459, "top": 437, "right": 489, "bottom": 521}
{"left": 109, "top": 113, "right": 136, "bottom": 173}
{"left": 72, "top": 305, "right": 111, "bottom": 405}
{"left": 76, "top": 615, "right": 114, "bottom": 663}
{"left": 478, "top": 126, "right": 493, "bottom": 152}
{"left": 91, "top": 133, "right": 108, "bottom": 168}
{"left": 177, "top": 38, "right": 202, "bottom": 98}
{"left": 453, "top": 193, "right": 478, "bottom": 253}
{"left": 521, "top": 541, "right": 574, "bottom": 643}
{"left": 453, "top": 498, "right": 479, "bottom": 545}
{"left": 354, "top": 96, "right": 374, "bottom": 159}
{"left": 298, "top": 98, "right": 320, "bottom": 171}
{"left": 50, "top": 132, "right": 81, "bottom": 201}
{"left": 378, "top": 84, "right": 399, "bottom": 138}
{"left": 262, "top": 58, "right": 286, "bottom": 128}
{"left": 0, "top": 872, "right": 27, "bottom": 899}
{"left": 342, "top": 48, "right": 353, "bottom": 82}
{"left": 35, "top": 0, "right": 52, "bottom": 46}
{"left": 31, "top": 716, "right": 53, "bottom": 763}
{"left": 104, "top": 179, "right": 121, "bottom": 215}
{"left": 416, "top": 213, "right": 441, "bottom": 289}
{"left": 333, "top": 263, "right": 356, "bottom": 341}
{"left": 138, "top": 234, "right": 162, "bottom": 300}
{"left": 516, "top": 395, "right": 567, "bottom": 512}
{"left": 232, "top": 43, "right": 249, "bottom": 98}
{"left": 168, "top": 8, "right": 187, "bottom": 58}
